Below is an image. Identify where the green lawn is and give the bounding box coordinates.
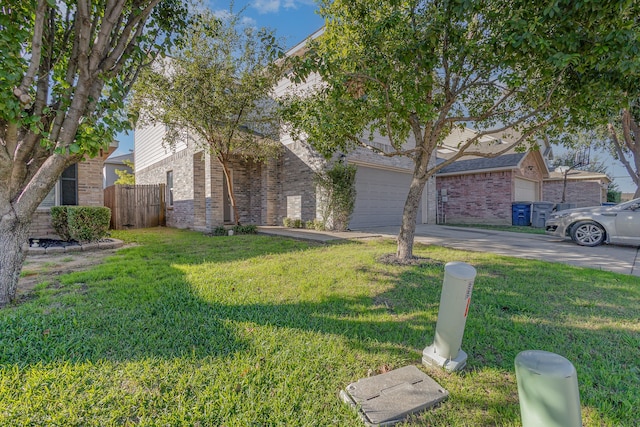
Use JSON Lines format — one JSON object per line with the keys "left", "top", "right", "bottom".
{"left": 1, "top": 228, "right": 638, "bottom": 426}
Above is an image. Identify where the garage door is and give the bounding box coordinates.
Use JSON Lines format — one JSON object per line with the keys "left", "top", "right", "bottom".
{"left": 349, "top": 166, "right": 422, "bottom": 229}
{"left": 514, "top": 178, "right": 538, "bottom": 202}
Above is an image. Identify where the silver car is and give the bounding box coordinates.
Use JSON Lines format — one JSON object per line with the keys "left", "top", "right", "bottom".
{"left": 545, "top": 198, "right": 640, "bottom": 246}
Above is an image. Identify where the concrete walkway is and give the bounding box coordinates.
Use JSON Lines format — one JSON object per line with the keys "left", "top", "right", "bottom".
{"left": 258, "top": 225, "right": 640, "bottom": 277}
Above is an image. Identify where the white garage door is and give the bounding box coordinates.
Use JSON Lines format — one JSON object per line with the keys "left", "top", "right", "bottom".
{"left": 514, "top": 178, "right": 538, "bottom": 202}
{"left": 349, "top": 166, "right": 422, "bottom": 229}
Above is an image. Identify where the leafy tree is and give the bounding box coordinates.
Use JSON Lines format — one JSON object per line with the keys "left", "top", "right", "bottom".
{"left": 0, "top": 0, "right": 189, "bottom": 307}
{"left": 114, "top": 159, "right": 136, "bottom": 185}
{"left": 132, "top": 9, "right": 284, "bottom": 225}
{"left": 283, "top": 0, "right": 629, "bottom": 260}
{"left": 539, "top": 1, "right": 640, "bottom": 198}
{"left": 283, "top": 1, "right": 640, "bottom": 260}
{"left": 605, "top": 105, "right": 640, "bottom": 198}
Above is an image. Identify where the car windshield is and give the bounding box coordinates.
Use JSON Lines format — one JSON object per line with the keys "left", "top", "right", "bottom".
{"left": 614, "top": 198, "right": 640, "bottom": 211}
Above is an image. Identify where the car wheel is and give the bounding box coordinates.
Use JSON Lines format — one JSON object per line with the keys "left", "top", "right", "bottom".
{"left": 570, "top": 221, "right": 605, "bottom": 246}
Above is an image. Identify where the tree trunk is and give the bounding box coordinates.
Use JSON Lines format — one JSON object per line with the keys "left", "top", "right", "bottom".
{"left": 218, "top": 158, "right": 240, "bottom": 225}
{"left": 0, "top": 212, "right": 31, "bottom": 307}
{"left": 396, "top": 175, "right": 428, "bottom": 260}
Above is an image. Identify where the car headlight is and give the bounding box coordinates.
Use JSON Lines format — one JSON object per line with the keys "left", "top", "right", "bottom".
{"left": 550, "top": 212, "right": 571, "bottom": 220}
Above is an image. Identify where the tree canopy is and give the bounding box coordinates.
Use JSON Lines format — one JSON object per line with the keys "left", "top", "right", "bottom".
{"left": 0, "top": 0, "right": 189, "bottom": 306}
{"left": 132, "top": 9, "right": 284, "bottom": 224}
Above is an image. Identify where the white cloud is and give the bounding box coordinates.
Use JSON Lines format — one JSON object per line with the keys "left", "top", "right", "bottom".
{"left": 241, "top": 16, "right": 257, "bottom": 26}
{"left": 253, "top": 0, "right": 280, "bottom": 14}
{"left": 212, "top": 9, "right": 233, "bottom": 20}
{"left": 251, "top": 0, "right": 314, "bottom": 14}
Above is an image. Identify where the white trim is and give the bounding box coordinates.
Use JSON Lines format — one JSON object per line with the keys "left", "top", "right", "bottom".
{"left": 348, "top": 159, "right": 414, "bottom": 174}
{"left": 436, "top": 166, "right": 516, "bottom": 177}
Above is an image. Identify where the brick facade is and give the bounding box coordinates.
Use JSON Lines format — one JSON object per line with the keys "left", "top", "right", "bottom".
{"left": 543, "top": 179, "right": 606, "bottom": 207}
{"left": 136, "top": 142, "right": 287, "bottom": 229}
{"left": 437, "top": 171, "right": 514, "bottom": 225}
{"left": 436, "top": 152, "right": 546, "bottom": 225}
{"left": 30, "top": 155, "right": 110, "bottom": 238}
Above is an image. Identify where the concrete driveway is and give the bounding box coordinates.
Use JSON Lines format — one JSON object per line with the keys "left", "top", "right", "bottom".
{"left": 358, "top": 224, "right": 640, "bottom": 277}
{"left": 259, "top": 225, "right": 640, "bottom": 277}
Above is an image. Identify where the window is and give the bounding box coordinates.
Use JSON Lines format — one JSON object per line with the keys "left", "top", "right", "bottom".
{"left": 167, "top": 170, "right": 174, "bottom": 206}
{"left": 40, "top": 164, "right": 78, "bottom": 208}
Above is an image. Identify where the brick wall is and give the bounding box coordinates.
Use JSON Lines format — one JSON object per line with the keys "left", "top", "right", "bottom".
{"left": 277, "top": 142, "right": 320, "bottom": 224}
{"left": 137, "top": 147, "right": 195, "bottom": 229}
{"left": 543, "top": 179, "right": 606, "bottom": 207}
{"left": 30, "top": 156, "right": 108, "bottom": 238}
{"left": 137, "top": 144, "right": 272, "bottom": 229}
{"left": 437, "top": 171, "right": 514, "bottom": 225}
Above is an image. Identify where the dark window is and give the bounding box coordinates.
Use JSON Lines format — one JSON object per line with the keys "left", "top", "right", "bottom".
{"left": 60, "top": 164, "right": 78, "bottom": 205}
{"left": 167, "top": 170, "right": 174, "bottom": 206}
{"left": 38, "top": 164, "right": 77, "bottom": 208}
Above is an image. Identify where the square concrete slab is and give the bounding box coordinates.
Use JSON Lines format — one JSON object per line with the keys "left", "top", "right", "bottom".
{"left": 340, "top": 365, "right": 449, "bottom": 426}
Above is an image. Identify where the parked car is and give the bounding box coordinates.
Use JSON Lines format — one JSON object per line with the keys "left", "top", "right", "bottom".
{"left": 545, "top": 198, "right": 640, "bottom": 246}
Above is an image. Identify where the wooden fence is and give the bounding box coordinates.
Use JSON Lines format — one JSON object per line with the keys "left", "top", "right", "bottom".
{"left": 104, "top": 184, "right": 166, "bottom": 230}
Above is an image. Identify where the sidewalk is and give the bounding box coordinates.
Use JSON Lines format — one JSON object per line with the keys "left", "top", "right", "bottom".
{"left": 258, "top": 225, "right": 640, "bottom": 277}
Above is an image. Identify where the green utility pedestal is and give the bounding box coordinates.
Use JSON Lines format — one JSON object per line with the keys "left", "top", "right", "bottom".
{"left": 515, "top": 350, "right": 582, "bottom": 427}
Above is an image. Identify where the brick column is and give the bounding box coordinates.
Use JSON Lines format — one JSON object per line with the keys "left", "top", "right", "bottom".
{"left": 262, "top": 158, "right": 279, "bottom": 225}
{"left": 193, "top": 153, "right": 206, "bottom": 230}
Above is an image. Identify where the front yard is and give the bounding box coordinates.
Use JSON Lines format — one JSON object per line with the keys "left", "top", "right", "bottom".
{"left": 1, "top": 228, "right": 638, "bottom": 426}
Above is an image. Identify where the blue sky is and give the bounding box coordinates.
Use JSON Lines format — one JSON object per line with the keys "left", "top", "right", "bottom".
{"left": 112, "top": 1, "right": 636, "bottom": 193}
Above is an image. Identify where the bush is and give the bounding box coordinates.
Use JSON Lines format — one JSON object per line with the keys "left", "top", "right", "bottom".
{"left": 66, "top": 207, "right": 111, "bottom": 242}
{"left": 283, "top": 218, "right": 307, "bottom": 229}
{"left": 232, "top": 224, "right": 258, "bottom": 235}
{"left": 212, "top": 226, "right": 227, "bottom": 236}
{"left": 50, "top": 206, "right": 71, "bottom": 241}
{"left": 305, "top": 219, "right": 325, "bottom": 231}
{"left": 314, "top": 162, "right": 356, "bottom": 231}
{"left": 51, "top": 206, "right": 110, "bottom": 242}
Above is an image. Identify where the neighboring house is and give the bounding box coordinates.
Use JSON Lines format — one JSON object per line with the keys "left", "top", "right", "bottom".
{"left": 103, "top": 152, "right": 134, "bottom": 188}
{"left": 543, "top": 169, "right": 610, "bottom": 207}
{"left": 135, "top": 28, "right": 437, "bottom": 230}
{"left": 434, "top": 127, "right": 612, "bottom": 224}
{"left": 30, "top": 141, "right": 119, "bottom": 237}
{"left": 435, "top": 128, "right": 550, "bottom": 225}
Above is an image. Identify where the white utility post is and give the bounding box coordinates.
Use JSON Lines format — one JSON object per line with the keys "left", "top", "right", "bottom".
{"left": 422, "top": 261, "right": 477, "bottom": 372}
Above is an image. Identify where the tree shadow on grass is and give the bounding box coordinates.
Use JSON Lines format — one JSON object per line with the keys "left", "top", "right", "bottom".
{"left": 0, "top": 233, "right": 637, "bottom": 425}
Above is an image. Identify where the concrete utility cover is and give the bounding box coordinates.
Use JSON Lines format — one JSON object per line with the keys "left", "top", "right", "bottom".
{"left": 340, "top": 365, "right": 449, "bottom": 426}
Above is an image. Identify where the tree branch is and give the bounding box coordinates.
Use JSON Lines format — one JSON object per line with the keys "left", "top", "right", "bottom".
{"left": 608, "top": 121, "right": 639, "bottom": 185}
{"left": 16, "top": 0, "right": 48, "bottom": 105}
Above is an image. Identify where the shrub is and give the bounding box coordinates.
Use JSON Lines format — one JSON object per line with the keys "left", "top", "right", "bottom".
{"left": 305, "top": 219, "right": 325, "bottom": 231}
{"left": 212, "top": 226, "right": 227, "bottom": 236}
{"left": 66, "top": 206, "right": 111, "bottom": 242}
{"left": 50, "top": 206, "right": 71, "bottom": 241}
{"left": 314, "top": 162, "right": 356, "bottom": 231}
{"left": 232, "top": 224, "right": 258, "bottom": 235}
{"left": 293, "top": 219, "right": 303, "bottom": 228}
{"left": 283, "top": 218, "right": 293, "bottom": 227}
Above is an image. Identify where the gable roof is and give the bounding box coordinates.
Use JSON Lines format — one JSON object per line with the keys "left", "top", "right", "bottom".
{"left": 437, "top": 152, "right": 527, "bottom": 175}
{"left": 105, "top": 152, "right": 134, "bottom": 165}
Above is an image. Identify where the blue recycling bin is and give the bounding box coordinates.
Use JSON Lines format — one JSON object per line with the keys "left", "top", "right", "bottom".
{"left": 512, "top": 202, "right": 532, "bottom": 226}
